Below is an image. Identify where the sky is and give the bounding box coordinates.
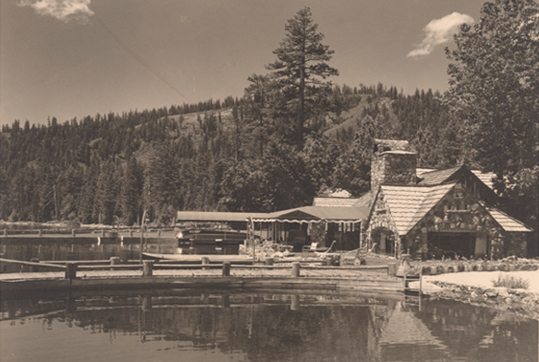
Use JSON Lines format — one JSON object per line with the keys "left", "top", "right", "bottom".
{"left": 0, "top": 0, "right": 487, "bottom": 126}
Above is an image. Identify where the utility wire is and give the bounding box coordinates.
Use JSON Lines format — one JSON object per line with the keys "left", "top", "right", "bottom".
{"left": 95, "top": 15, "right": 190, "bottom": 103}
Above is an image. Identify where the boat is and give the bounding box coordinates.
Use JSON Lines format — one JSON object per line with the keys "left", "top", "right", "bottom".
{"left": 142, "top": 252, "right": 253, "bottom": 264}
{"left": 141, "top": 228, "right": 251, "bottom": 263}
{"left": 175, "top": 228, "right": 248, "bottom": 255}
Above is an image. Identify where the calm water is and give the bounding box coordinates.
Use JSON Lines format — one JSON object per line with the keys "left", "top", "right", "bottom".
{"left": 1, "top": 290, "right": 537, "bottom": 362}
{"left": 1, "top": 242, "right": 141, "bottom": 272}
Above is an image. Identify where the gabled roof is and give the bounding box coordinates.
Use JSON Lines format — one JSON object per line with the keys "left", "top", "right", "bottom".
{"left": 380, "top": 183, "right": 456, "bottom": 235}
{"left": 417, "top": 166, "right": 462, "bottom": 186}
{"left": 471, "top": 170, "right": 495, "bottom": 189}
{"left": 256, "top": 206, "right": 369, "bottom": 223}
{"left": 417, "top": 165, "right": 496, "bottom": 190}
{"left": 487, "top": 207, "right": 532, "bottom": 232}
{"left": 416, "top": 168, "right": 437, "bottom": 178}
{"left": 355, "top": 191, "right": 374, "bottom": 207}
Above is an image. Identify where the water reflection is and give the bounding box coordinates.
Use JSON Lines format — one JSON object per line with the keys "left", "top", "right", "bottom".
{"left": 1, "top": 290, "right": 537, "bottom": 362}
{"left": 1, "top": 242, "right": 139, "bottom": 272}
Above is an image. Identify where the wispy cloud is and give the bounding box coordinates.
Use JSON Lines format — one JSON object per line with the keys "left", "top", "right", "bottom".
{"left": 408, "top": 12, "right": 474, "bottom": 58}
{"left": 18, "top": 0, "right": 94, "bottom": 23}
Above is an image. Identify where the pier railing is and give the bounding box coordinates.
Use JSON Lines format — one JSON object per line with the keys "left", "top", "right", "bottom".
{"left": 0, "top": 257, "right": 392, "bottom": 280}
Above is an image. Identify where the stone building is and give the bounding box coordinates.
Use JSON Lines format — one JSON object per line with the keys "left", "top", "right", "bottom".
{"left": 364, "top": 139, "right": 531, "bottom": 260}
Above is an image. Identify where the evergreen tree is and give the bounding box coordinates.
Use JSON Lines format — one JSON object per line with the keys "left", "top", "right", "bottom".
{"left": 266, "top": 7, "right": 338, "bottom": 150}
{"left": 444, "top": 0, "right": 538, "bottom": 233}
{"left": 120, "top": 157, "right": 143, "bottom": 226}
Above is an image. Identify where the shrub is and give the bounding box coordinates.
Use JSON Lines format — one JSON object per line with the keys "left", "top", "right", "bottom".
{"left": 492, "top": 274, "right": 529, "bottom": 289}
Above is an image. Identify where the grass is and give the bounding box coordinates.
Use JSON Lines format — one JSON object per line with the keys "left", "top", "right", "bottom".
{"left": 492, "top": 274, "right": 530, "bottom": 289}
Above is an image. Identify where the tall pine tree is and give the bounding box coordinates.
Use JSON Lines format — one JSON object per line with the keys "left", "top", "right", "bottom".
{"left": 266, "top": 7, "right": 338, "bottom": 150}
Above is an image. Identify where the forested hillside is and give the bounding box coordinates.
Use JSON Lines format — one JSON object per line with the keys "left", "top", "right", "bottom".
{"left": 0, "top": 84, "right": 472, "bottom": 226}
{"left": 1, "top": 2, "right": 536, "bottom": 239}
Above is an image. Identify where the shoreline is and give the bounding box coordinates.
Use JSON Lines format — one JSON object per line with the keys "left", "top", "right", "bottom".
{"left": 421, "top": 270, "right": 539, "bottom": 320}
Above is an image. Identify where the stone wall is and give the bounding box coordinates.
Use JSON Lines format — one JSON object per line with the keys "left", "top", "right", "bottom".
{"left": 403, "top": 184, "right": 527, "bottom": 259}
{"left": 367, "top": 191, "right": 400, "bottom": 254}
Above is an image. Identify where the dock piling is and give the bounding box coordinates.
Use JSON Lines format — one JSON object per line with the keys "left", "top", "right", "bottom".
{"left": 388, "top": 263, "right": 397, "bottom": 276}
{"left": 65, "top": 263, "right": 78, "bottom": 280}
{"left": 290, "top": 295, "right": 300, "bottom": 310}
{"left": 30, "top": 258, "right": 40, "bottom": 272}
{"left": 291, "top": 262, "right": 301, "bottom": 277}
{"left": 143, "top": 260, "right": 153, "bottom": 277}
{"left": 222, "top": 262, "right": 231, "bottom": 276}
{"left": 110, "top": 257, "right": 120, "bottom": 270}
{"left": 201, "top": 257, "right": 210, "bottom": 270}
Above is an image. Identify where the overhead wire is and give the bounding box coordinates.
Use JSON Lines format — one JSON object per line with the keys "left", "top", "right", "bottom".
{"left": 94, "top": 15, "right": 190, "bottom": 103}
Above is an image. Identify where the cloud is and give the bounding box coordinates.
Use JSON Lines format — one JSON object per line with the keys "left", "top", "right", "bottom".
{"left": 18, "top": 0, "right": 94, "bottom": 23}
{"left": 408, "top": 12, "right": 474, "bottom": 58}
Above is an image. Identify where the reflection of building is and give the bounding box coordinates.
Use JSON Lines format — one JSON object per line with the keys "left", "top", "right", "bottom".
{"left": 176, "top": 139, "right": 532, "bottom": 258}
{"left": 378, "top": 303, "right": 450, "bottom": 361}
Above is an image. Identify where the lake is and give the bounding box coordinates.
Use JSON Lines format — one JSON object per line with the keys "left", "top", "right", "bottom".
{"left": 1, "top": 289, "right": 537, "bottom": 362}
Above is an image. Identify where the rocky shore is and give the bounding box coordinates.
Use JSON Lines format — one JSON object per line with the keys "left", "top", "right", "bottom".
{"left": 424, "top": 280, "right": 539, "bottom": 320}
{"left": 393, "top": 258, "right": 539, "bottom": 320}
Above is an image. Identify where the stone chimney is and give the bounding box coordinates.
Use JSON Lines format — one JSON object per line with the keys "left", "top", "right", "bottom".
{"left": 371, "top": 139, "right": 417, "bottom": 192}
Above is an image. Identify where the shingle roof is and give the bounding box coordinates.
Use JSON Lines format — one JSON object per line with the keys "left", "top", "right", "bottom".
{"left": 313, "top": 193, "right": 373, "bottom": 208}
{"left": 487, "top": 207, "right": 532, "bottom": 232}
{"left": 416, "top": 168, "right": 438, "bottom": 178}
{"left": 259, "top": 206, "right": 369, "bottom": 223}
{"left": 471, "top": 170, "right": 496, "bottom": 189}
{"left": 417, "top": 166, "right": 496, "bottom": 190}
{"left": 380, "top": 183, "right": 456, "bottom": 235}
{"left": 355, "top": 192, "right": 374, "bottom": 207}
{"left": 417, "top": 166, "right": 462, "bottom": 186}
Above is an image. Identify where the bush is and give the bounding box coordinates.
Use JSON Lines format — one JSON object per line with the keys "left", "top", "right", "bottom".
{"left": 492, "top": 274, "right": 529, "bottom": 289}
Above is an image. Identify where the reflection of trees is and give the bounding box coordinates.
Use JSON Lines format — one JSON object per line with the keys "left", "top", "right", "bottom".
{"left": 416, "top": 299, "right": 538, "bottom": 362}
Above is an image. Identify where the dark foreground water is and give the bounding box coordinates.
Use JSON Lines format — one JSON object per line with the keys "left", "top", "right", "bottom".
{"left": 1, "top": 289, "right": 537, "bottom": 362}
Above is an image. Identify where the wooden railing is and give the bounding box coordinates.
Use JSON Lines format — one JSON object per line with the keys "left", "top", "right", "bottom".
{"left": 0, "top": 257, "right": 392, "bottom": 281}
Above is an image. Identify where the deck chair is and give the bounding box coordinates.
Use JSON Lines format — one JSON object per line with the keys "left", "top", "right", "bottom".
{"left": 302, "top": 242, "right": 320, "bottom": 254}
{"left": 302, "top": 240, "right": 337, "bottom": 255}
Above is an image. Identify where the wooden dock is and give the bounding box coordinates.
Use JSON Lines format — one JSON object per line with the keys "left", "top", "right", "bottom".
{"left": 0, "top": 257, "right": 404, "bottom": 297}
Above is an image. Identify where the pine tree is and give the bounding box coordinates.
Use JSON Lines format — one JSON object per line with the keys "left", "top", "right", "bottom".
{"left": 444, "top": 0, "right": 539, "bottom": 236}
{"left": 266, "top": 7, "right": 338, "bottom": 150}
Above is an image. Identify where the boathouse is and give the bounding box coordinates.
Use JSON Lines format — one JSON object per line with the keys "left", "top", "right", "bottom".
{"left": 176, "top": 206, "right": 368, "bottom": 252}
{"left": 363, "top": 139, "right": 532, "bottom": 260}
